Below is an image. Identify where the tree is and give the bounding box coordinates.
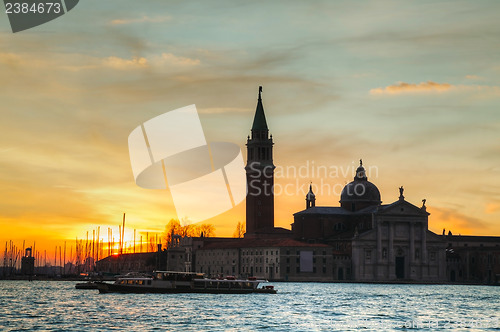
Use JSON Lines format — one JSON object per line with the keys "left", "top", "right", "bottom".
{"left": 196, "top": 224, "right": 215, "bottom": 237}
{"left": 162, "top": 219, "right": 182, "bottom": 248}
{"left": 162, "top": 219, "right": 216, "bottom": 248}
{"left": 233, "top": 221, "right": 245, "bottom": 238}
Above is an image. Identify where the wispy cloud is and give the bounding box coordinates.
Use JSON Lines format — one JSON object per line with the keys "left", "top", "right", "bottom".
{"left": 155, "top": 53, "right": 200, "bottom": 67}
{"left": 486, "top": 202, "right": 500, "bottom": 214}
{"left": 370, "top": 81, "right": 500, "bottom": 96}
{"left": 101, "top": 53, "right": 200, "bottom": 70}
{"left": 465, "top": 74, "right": 484, "bottom": 80}
{"left": 198, "top": 107, "right": 249, "bottom": 114}
{"left": 428, "top": 206, "right": 488, "bottom": 235}
{"left": 94, "top": 53, "right": 200, "bottom": 70}
{"left": 110, "top": 15, "right": 171, "bottom": 25}
{"left": 103, "top": 56, "right": 148, "bottom": 70}
{"left": 0, "top": 51, "right": 200, "bottom": 73}
{"left": 370, "top": 81, "right": 452, "bottom": 95}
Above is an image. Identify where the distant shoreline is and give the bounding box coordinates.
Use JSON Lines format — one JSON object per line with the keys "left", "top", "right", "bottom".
{"left": 0, "top": 276, "right": 115, "bottom": 282}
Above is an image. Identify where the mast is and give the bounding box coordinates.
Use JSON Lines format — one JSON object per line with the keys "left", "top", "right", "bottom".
{"left": 96, "top": 227, "right": 100, "bottom": 264}
{"left": 122, "top": 213, "right": 126, "bottom": 254}
{"left": 92, "top": 229, "right": 95, "bottom": 270}
{"left": 118, "top": 225, "right": 121, "bottom": 254}
{"left": 59, "top": 246, "right": 62, "bottom": 275}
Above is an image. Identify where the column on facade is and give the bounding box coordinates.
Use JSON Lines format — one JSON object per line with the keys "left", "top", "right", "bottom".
{"left": 388, "top": 221, "right": 394, "bottom": 263}
{"left": 376, "top": 219, "right": 382, "bottom": 280}
{"left": 352, "top": 242, "right": 359, "bottom": 280}
{"left": 388, "top": 221, "right": 394, "bottom": 278}
{"left": 377, "top": 220, "right": 382, "bottom": 261}
{"left": 421, "top": 221, "right": 427, "bottom": 263}
{"left": 409, "top": 222, "right": 415, "bottom": 264}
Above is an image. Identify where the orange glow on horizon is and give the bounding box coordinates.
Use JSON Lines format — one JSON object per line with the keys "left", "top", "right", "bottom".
{"left": 2, "top": 196, "right": 490, "bottom": 262}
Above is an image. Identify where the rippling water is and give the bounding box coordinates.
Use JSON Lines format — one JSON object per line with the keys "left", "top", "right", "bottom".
{"left": 0, "top": 281, "right": 498, "bottom": 331}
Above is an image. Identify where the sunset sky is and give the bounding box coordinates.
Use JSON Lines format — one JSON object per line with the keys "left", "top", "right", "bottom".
{"left": 1, "top": 0, "right": 499, "bottom": 257}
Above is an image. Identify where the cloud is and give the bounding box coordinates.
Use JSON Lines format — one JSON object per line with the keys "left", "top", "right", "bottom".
{"left": 155, "top": 53, "right": 200, "bottom": 67}
{"left": 95, "top": 53, "right": 200, "bottom": 70}
{"left": 370, "top": 81, "right": 500, "bottom": 96}
{"left": 110, "top": 15, "right": 171, "bottom": 25}
{"left": 198, "top": 107, "right": 249, "bottom": 114}
{"left": 0, "top": 53, "right": 21, "bottom": 66}
{"left": 465, "top": 74, "right": 484, "bottom": 80}
{"left": 0, "top": 52, "right": 52, "bottom": 70}
{"left": 486, "top": 203, "right": 500, "bottom": 214}
{"left": 103, "top": 56, "right": 148, "bottom": 70}
{"left": 370, "top": 81, "right": 452, "bottom": 95}
{"left": 0, "top": 51, "right": 200, "bottom": 74}
{"left": 428, "top": 206, "right": 487, "bottom": 235}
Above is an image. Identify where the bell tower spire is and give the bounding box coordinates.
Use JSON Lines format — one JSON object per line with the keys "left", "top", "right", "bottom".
{"left": 245, "top": 86, "right": 275, "bottom": 237}
{"left": 251, "top": 86, "right": 268, "bottom": 133}
{"left": 306, "top": 183, "right": 316, "bottom": 209}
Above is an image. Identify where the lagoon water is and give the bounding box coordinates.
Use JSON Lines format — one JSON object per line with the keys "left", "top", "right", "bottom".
{"left": 0, "top": 281, "right": 498, "bottom": 331}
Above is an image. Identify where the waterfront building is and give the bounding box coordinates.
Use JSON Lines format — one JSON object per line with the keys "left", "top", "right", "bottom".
{"left": 445, "top": 234, "right": 500, "bottom": 284}
{"left": 95, "top": 87, "right": 499, "bottom": 284}
{"left": 195, "top": 238, "right": 334, "bottom": 281}
{"left": 96, "top": 252, "right": 165, "bottom": 274}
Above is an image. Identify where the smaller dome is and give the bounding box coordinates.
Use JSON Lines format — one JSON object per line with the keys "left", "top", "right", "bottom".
{"left": 354, "top": 159, "right": 367, "bottom": 181}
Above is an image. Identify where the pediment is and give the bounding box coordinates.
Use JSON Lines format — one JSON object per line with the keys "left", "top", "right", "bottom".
{"left": 377, "top": 199, "right": 429, "bottom": 216}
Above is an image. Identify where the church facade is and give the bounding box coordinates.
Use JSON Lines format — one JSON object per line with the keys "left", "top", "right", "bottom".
{"left": 293, "top": 163, "right": 446, "bottom": 282}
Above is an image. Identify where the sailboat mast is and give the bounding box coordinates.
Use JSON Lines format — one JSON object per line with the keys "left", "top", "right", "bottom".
{"left": 122, "top": 213, "right": 126, "bottom": 254}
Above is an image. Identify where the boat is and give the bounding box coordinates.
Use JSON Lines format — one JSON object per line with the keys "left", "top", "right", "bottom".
{"left": 255, "top": 285, "right": 277, "bottom": 294}
{"left": 96, "top": 271, "right": 277, "bottom": 294}
{"left": 75, "top": 273, "right": 103, "bottom": 289}
{"left": 75, "top": 281, "right": 99, "bottom": 289}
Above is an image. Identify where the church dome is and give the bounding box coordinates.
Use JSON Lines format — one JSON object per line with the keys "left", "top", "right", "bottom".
{"left": 340, "top": 160, "right": 381, "bottom": 211}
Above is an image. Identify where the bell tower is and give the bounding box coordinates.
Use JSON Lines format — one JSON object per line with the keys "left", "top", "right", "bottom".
{"left": 245, "top": 86, "right": 275, "bottom": 237}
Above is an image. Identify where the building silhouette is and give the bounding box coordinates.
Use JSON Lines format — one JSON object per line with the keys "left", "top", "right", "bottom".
{"left": 95, "top": 86, "right": 499, "bottom": 284}
{"left": 193, "top": 87, "right": 448, "bottom": 282}
{"left": 21, "top": 247, "right": 35, "bottom": 276}
{"left": 244, "top": 86, "right": 291, "bottom": 239}
{"left": 244, "top": 86, "right": 275, "bottom": 236}
{"left": 294, "top": 166, "right": 446, "bottom": 281}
